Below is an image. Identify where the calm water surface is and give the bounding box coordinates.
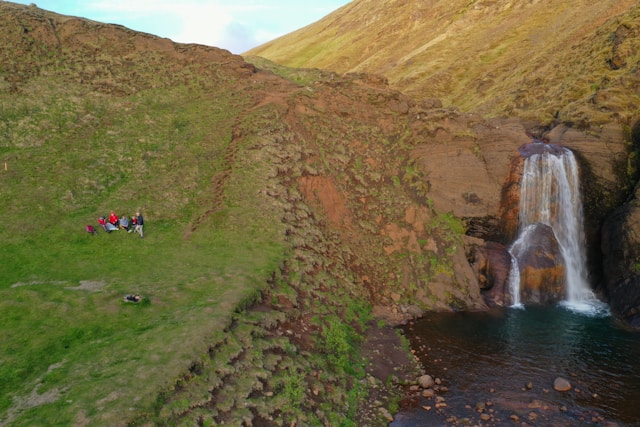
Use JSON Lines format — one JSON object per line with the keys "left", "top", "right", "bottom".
{"left": 393, "top": 305, "right": 640, "bottom": 426}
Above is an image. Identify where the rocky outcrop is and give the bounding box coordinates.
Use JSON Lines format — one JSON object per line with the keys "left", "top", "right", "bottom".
{"left": 470, "top": 222, "right": 567, "bottom": 306}
{"left": 412, "top": 118, "right": 632, "bottom": 239}
{"left": 411, "top": 116, "right": 529, "bottom": 226}
{"left": 511, "top": 223, "right": 566, "bottom": 304}
{"left": 548, "top": 123, "right": 632, "bottom": 237}
{"left": 601, "top": 182, "right": 640, "bottom": 327}
{"left": 467, "top": 239, "right": 512, "bottom": 306}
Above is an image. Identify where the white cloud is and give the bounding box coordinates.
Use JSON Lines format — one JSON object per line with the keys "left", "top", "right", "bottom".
{"left": 85, "top": 0, "right": 235, "bottom": 49}
{"left": 83, "top": 0, "right": 268, "bottom": 53}
{"left": 168, "top": 3, "right": 234, "bottom": 48}
{"left": 20, "top": 0, "right": 351, "bottom": 54}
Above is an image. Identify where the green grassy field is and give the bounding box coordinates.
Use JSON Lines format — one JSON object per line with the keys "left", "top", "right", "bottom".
{"left": 0, "top": 74, "right": 288, "bottom": 425}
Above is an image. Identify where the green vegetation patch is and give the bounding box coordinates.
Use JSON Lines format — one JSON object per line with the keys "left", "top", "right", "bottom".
{"left": 0, "top": 69, "right": 287, "bottom": 425}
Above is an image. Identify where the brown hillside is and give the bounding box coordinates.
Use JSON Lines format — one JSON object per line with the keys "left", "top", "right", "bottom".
{"left": 246, "top": 0, "right": 640, "bottom": 127}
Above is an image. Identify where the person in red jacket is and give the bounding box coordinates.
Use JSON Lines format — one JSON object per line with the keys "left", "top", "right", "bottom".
{"left": 108, "top": 211, "right": 119, "bottom": 226}
{"left": 128, "top": 215, "right": 137, "bottom": 233}
{"left": 98, "top": 216, "right": 108, "bottom": 231}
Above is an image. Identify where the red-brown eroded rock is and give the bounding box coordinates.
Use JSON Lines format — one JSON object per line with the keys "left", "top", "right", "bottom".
{"left": 511, "top": 223, "right": 566, "bottom": 304}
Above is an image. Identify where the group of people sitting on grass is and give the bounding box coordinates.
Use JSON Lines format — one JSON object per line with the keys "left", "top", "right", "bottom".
{"left": 86, "top": 211, "right": 144, "bottom": 238}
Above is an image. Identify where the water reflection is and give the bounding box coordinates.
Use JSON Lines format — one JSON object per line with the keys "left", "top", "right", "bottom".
{"left": 393, "top": 306, "right": 640, "bottom": 426}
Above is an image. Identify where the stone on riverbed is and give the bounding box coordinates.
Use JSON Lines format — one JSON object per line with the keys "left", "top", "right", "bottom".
{"left": 422, "top": 388, "right": 435, "bottom": 398}
{"left": 418, "top": 374, "right": 435, "bottom": 389}
{"left": 553, "top": 377, "right": 572, "bottom": 392}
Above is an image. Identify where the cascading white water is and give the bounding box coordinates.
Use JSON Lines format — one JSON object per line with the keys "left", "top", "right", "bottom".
{"left": 508, "top": 143, "right": 597, "bottom": 308}
{"left": 508, "top": 252, "right": 522, "bottom": 308}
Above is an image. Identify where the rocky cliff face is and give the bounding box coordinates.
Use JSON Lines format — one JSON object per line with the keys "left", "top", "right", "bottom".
{"left": 248, "top": 0, "right": 640, "bottom": 317}
{"left": 601, "top": 182, "right": 640, "bottom": 327}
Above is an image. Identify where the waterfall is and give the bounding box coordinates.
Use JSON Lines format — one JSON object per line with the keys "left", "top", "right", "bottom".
{"left": 508, "top": 252, "right": 522, "bottom": 308}
{"left": 508, "top": 143, "right": 597, "bottom": 309}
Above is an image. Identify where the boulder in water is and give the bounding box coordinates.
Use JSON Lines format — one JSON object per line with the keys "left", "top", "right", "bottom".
{"left": 418, "top": 374, "right": 435, "bottom": 389}
{"left": 553, "top": 377, "right": 572, "bottom": 392}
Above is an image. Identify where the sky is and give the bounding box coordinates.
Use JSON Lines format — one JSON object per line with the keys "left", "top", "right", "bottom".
{"left": 11, "top": 0, "right": 352, "bottom": 54}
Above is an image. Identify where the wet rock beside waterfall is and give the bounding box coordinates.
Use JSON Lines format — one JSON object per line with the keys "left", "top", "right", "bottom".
{"left": 511, "top": 223, "right": 566, "bottom": 304}
{"left": 467, "top": 240, "right": 512, "bottom": 306}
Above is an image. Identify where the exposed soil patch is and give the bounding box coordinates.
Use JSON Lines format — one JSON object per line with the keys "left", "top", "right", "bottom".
{"left": 3, "top": 363, "right": 65, "bottom": 426}
{"left": 299, "top": 175, "right": 352, "bottom": 228}
{"left": 64, "top": 280, "right": 106, "bottom": 292}
{"left": 11, "top": 280, "right": 67, "bottom": 288}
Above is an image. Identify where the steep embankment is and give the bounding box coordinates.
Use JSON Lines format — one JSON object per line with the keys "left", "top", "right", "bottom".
{"left": 0, "top": 2, "right": 488, "bottom": 426}
{"left": 247, "top": 0, "right": 640, "bottom": 127}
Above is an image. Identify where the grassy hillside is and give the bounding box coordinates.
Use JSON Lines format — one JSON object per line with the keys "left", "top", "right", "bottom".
{"left": 0, "top": 29, "right": 288, "bottom": 427}
{"left": 0, "top": 3, "right": 442, "bottom": 426}
{"left": 247, "top": 0, "right": 640, "bottom": 127}
{"left": 0, "top": 1, "right": 288, "bottom": 423}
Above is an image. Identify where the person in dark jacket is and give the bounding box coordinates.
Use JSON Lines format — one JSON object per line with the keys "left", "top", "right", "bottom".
{"left": 134, "top": 212, "right": 144, "bottom": 238}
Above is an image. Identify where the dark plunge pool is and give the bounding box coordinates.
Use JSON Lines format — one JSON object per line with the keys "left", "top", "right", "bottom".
{"left": 392, "top": 305, "right": 640, "bottom": 426}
